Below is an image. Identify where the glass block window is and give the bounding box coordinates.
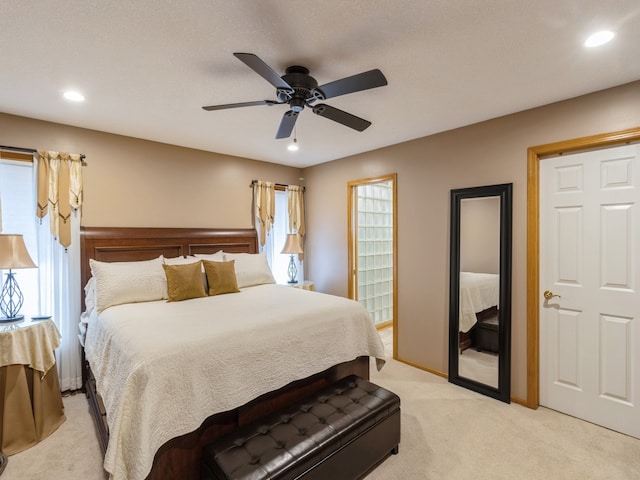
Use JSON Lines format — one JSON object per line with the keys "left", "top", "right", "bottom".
{"left": 356, "top": 180, "right": 393, "bottom": 325}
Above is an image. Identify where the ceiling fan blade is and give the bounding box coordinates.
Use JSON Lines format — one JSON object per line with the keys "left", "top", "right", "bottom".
{"left": 276, "top": 110, "right": 299, "bottom": 139}
{"left": 202, "top": 100, "right": 281, "bottom": 111}
{"left": 312, "top": 104, "right": 371, "bottom": 132}
{"left": 233, "top": 53, "right": 294, "bottom": 92}
{"left": 316, "top": 69, "right": 387, "bottom": 100}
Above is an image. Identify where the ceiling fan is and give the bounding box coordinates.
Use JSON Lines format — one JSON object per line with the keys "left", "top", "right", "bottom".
{"left": 202, "top": 53, "right": 388, "bottom": 139}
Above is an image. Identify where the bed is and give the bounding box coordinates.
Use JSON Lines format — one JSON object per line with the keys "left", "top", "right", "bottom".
{"left": 80, "top": 227, "right": 385, "bottom": 480}
{"left": 459, "top": 272, "right": 499, "bottom": 333}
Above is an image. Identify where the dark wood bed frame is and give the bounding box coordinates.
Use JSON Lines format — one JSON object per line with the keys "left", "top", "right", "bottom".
{"left": 80, "top": 227, "right": 369, "bottom": 480}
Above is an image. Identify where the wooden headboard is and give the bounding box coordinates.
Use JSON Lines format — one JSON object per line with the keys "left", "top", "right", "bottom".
{"left": 80, "top": 227, "right": 258, "bottom": 306}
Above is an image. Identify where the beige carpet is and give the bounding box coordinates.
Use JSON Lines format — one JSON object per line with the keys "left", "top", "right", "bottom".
{"left": 3, "top": 350, "right": 639, "bottom": 479}
{"left": 367, "top": 358, "right": 640, "bottom": 479}
{"left": 1, "top": 391, "right": 106, "bottom": 480}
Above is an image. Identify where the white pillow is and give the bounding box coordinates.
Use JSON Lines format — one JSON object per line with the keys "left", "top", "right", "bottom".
{"left": 84, "top": 277, "right": 96, "bottom": 314}
{"left": 194, "top": 251, "right": 225, "bottom": 261}
{"left": 90, "top": 257, "right": 167, "bottom": 312}
{"left": 163, "top": 255, "right": 201, "bottom": 265}
{"left": 223, "top": 252, "right": 275, "bottom": 288}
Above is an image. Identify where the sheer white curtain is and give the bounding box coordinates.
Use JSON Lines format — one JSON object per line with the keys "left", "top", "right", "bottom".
{"left": 35, "top": 152, "right": 83, "bottom": 391}
{"left": 36, "top": 208, "right": 82, "bottom": 391}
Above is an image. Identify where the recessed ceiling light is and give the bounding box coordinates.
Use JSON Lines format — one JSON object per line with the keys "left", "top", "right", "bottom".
{"left": 584, "top": 30, "right": 615, "bottom": 48}
{"left": 63, "top": 91, "right": 85, "bottom": 102}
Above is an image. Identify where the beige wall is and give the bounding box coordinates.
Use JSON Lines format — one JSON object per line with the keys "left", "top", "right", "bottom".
{"left": 2, "top": 80, "right": 639, "bottom": 401}
{"left": 303, "top": 80, "right": 640, "bottom": 401}
{"left": 0, "top": 112, "right": 303, "bottom": 228}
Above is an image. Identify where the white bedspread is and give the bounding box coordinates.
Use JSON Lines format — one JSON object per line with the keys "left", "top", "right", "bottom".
{"left": 85, "top": 284, "right": 385, "bottom": 480}
{"left": 459, "top": 272, "right": 499, "bottom": 333}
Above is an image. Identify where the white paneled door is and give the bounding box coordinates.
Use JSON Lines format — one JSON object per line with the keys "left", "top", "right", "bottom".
{"left": 540, "top": 144, "right": 640, "bottom": 439}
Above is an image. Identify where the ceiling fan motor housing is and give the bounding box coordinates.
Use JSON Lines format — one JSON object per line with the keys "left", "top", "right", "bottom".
{"left": 276, "top": 66, "right": 323, "bottom": 109}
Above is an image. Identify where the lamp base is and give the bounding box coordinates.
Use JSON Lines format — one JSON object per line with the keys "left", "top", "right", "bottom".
{"left": 1, "top": 271, "right": 26, "bottom": 321}
{"left": 0, "top": 314, "right": 25, "bottom": 323}
{"left": 286, "top": 254, "right": 298, "bottom": 284}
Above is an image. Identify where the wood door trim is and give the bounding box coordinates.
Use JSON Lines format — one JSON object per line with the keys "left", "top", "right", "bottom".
{"left": 526, "top": 127, "right": 640, "bottom": 409}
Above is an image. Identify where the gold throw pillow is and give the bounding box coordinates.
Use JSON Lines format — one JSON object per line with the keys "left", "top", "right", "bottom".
{"left": 203, "top": 260, "right": 240, "bottom": 296}
{"left": 162, "top": 261, "right": 207, "bottom": 301}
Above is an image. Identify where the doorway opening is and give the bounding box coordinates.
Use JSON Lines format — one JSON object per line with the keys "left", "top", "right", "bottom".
{"left": 348, "top": 174, "right": 397, "bottom": 357}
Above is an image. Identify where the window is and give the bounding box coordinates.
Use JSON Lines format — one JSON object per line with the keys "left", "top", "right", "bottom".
{"left": 348, "top": 175, "right": 397, "bottom": 327}
{"left": 1, "top": 151, "right": 83, "bottom": 390}
{"left": 261, "top": 189, "right": 303, "bottom": 284}
{"left": 0, "top": 159, "right": 39, "bottom": 315}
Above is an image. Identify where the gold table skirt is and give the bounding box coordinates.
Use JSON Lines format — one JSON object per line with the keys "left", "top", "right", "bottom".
{"left": 0, "top": 364, "right": 66, "bottom": 455}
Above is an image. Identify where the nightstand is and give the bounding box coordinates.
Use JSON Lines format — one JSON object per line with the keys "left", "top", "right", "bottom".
{"left": 286, "top": 280, "right": 315, "bottom": 291}
{"left": 0, "top": 317, "right": 65, "bottom": 454}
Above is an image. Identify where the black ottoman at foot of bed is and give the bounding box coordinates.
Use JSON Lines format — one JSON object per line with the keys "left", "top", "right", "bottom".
{"left": 201, "top": 375, "right": 400, "bottom": 480}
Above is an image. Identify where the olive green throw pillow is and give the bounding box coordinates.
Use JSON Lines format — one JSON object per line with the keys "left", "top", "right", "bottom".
{"left": 203, "top": 260, "right": 240, "bottom": 296}
{"left": 162, "top": 261, "right": 207, "bottom": 301}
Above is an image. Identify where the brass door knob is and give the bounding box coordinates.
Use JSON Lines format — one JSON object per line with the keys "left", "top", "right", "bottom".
{"left": 543, "top": 290, "right": 561, "bottom": 300}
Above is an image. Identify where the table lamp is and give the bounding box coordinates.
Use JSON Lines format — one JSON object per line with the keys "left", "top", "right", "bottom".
{"left": 0, "top": 234, "right": 37, "bottom": 321}
{"left": 281, "top": 233, "right": 303, "bottom": 284}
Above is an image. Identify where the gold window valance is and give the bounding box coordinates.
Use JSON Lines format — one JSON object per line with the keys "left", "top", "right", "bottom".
{"left": 253, "top": 180, "right": 275, "bottom": 247}
{"left": 37, "top": 150, "right": 84, "bottom": 248}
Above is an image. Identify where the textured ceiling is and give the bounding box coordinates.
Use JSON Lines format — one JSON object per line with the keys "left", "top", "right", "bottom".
{"left": 2, "top": 1, "right": 640, "bottom": 167}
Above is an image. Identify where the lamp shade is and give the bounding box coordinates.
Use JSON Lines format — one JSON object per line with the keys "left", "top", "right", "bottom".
{"left": 281, "top": 233, "right": 303, "bottom": 255}
{"left": 0, "top": 234, "right": 37, "bottom": 269}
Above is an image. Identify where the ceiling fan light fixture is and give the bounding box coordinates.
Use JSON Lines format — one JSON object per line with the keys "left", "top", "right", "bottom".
{"left": 584, "top": 30, "right": 614, "bottom": 47}
{"left": 287, "top": 138, "right": 299, "bottom": 152}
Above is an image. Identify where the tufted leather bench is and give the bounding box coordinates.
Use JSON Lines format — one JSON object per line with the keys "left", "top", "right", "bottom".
{"left": 201, "top": 375, "right": 400, "bottom": 480}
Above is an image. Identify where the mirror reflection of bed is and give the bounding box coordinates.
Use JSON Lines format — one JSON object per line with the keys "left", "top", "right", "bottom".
{"left": 457, "top": 196, "right": 500, "bottom": 388}
{"left": 459, "top": 272, "right": 499, "bottom": 387}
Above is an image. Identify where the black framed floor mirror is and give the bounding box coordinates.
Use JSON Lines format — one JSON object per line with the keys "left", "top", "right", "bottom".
{"left": 448, "top": 183, "right": 512, "bottom": 403}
